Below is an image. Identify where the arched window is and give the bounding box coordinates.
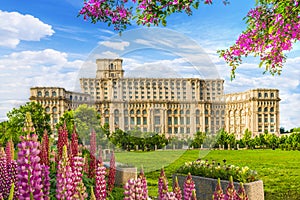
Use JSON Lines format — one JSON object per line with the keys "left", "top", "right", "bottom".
{"left": 52, "top": 91, "right": 57, "bottom": 97}
{"left": 124, "top": 109, "right": 128, "bottom": 115}
{"left": 174, "top": 109, "right": 178, "bottom": 114}
{"left": 264, "top": 107, "right": 268, "bottom": 112}
{"left": 45, "top": 107, "right": 50, "bottom": 112}
{"left": 167, "top": 110, "right": 172, "bottom": 115}
{"left": 271, "top": 93, "right": 274, "bottom": 98}
{"left": 37, "top": 91, "right": 42, "bottom": 97}
{"left": 270, "top": 107, "right": 274, "bottom": 112}
{"left": 258, "top": 107, "right": 262, "bottom": 112}
{"left": 52, "top": 107, "right": 57, "bottom": 113}
{"left": 196, "top": 110, "right": 200, "bottom": 115}
{"left": 180, "top": 110, "right": 184, "bottom": 115}
{"left": 45, "top": 91, "right": 49, "bottom": 97}
{"left": 114, "top": 109, "right": 119, "bottom": 115}
{"left": 104, "top": 109, "right": 109, "bottom": 115}
{"left": 142, "top": 110, "right": 147, "bottom": 115}
{"left": 136, "top": 110, "right": 141, "bottom": 115}
{"left": 130, "top": 109, "right": 134, "bottom": 115}
{"left": 186, "top": 110, "right": 190, "bottom": 115}
{"left": 258, "top": 92, "right": 261, "bottom": 98}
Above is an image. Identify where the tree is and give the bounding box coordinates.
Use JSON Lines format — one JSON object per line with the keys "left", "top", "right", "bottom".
{"left": 73, "top": 104, "right": 101, "bottom": 145}
{"left": 79, "top": 0, "right": 299, "bottom": 77}
{"left": 56, "top": 110, "right": 75, "bottom": 137}
{"left": 0, "top": 102, "right": 51, "bottom": 144}
{"left": 242, "top": 128, "right": 252, "bottom": 148}
{"left": 190, "top": 131, "right": 206, "bottom": 148}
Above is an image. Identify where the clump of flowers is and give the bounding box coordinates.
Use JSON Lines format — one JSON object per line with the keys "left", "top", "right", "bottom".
{"left": 124, "top": 177, "right": 148, "bottom": 200}
{"left": 177, "top": 159, "right": 258, "bottom": 183}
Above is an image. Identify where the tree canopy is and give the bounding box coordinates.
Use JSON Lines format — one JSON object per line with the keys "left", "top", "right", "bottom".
{"left": 0, "top": 102, "right": 51, "bottom": 145}
{"left": 79, "top": 0, "right": 300, "bottom": 78}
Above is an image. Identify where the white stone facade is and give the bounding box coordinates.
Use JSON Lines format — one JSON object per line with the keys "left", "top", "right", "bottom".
{"left": 29, "top": 58, "right": 280, "bottom": 138}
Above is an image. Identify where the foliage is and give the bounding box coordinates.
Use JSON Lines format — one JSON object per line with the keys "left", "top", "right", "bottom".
{"left": 55, "top": 110, "right": 75, "bottom": 138}
{"left": 110, "top": 129, "right": 169, "bottom": 151}
{"left": 190, "top": 131, "right": 206, "bottom": 148}
{"left": 0, "top": 102, "right": 51, "bottom": 145}
{"left": 177, "top": 159, "right": 258, "bottom": 183}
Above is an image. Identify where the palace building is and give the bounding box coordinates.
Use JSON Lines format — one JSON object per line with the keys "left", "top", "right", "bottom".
{"left": 29, "top": 58, "right": 280, "bottom": 138}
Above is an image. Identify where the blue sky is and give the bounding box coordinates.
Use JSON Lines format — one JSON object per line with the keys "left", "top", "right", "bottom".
{"left": 1, "top": 0, "right": 299, "bottom": 130}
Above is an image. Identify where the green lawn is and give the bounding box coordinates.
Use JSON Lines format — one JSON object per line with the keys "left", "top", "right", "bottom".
{"left": 115, "top": 149, "right": 300, "bottom": 200}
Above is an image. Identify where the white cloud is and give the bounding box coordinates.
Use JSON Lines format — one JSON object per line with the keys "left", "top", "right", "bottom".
{"left": 0, "top": 49, "right": 83, "bottom": 121}
{"left": 0, "top": 10, "right": 54, "bottom": 48}
{"left": 98, "top": 41, "right": 130, "bottom": 51}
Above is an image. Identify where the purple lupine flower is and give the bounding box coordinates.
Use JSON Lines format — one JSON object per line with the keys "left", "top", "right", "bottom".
{"left": 41, "top": 164, "right": 50, "bottom": 200}
{"left": 173, "top": 176, "right": 182, "bottom": 200}
{"left": 225, "top": 176, "right": 237, "bottom": 200}
{"left": 0, "top": 148, "right": 9, "bottom": 199}
{"left": 108, "top": 150, "right": 116, "bottom": 192}
{"left": 213, "top": 178, "right": 225, "bottom": 200}
{"left": 235, "top": 183, "right": 249, "bottom": 200}
{"left": 95, "top": 160, "right": 107, "bottom": 200}
{"left": 7, "top": 160, "right": 18, "bottom": 199}
{"left": 17, "top": 134, "right": 44, "bottom": 200}
{"left": 183, "top": 173, "right": 195, "bottom": 200}
{"left": 73, "top": 156, "right": 87, "bottom": 199}
{"left": 158, "top": 168, "right": 168, "bottom": 200}
{"left": 138, "top": 168, "right": 148, "bottom": 200}
{"left": 56, "top": 145, "right": 74, "bottom": 199}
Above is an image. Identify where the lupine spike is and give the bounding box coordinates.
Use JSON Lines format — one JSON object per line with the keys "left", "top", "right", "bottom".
{"left": 56, "top": 124, "right": 69, "bottom": 163}
{"left": 235, "top": 183, "right": 249, "bottom": 200}
{"left": 56, "top": 145, "right": 74, "bottom": 199}
{"left": 184, "top": 173, "right": 195, "bottom": 200}
{"left": 89, "top": 129, "right": 97, "bottom": 178}
{"left": 138, "top": 167, "right": 148, "bottom": 200}
{"left": 5, "top": 140, "right": 12, "bottom": 163}
{"left": 225, "top": 176, "right": 236, "bottom": 200}
{"left": 17, "top": 134, "right": 44, "bottom": 200}
{"left": 173, "top": 176, "right": 182, "bottom": 200}
{"left": 41, "top": 164, "right": 50, "bottom": 200}
{"left": 213, "top": 178, "right": 225, "bottom": 200}
{"left": 0, "top": 148, "right": 9, "bottom": 199}
{"left": 40, "top": 130, "right": 50, "bottom": 166}
{"left": 95, "top": 160, "right": 107, "bottom": 199}
{"left": 73, "top": 156, "right": 87, "bottom": 199}
{"left": 108, "top": 150, "right": 116, "bottom": 192}
{"left": 158, "top": 167, "right": 168, "bottom": 199}
{"left": 191, "top": 189, "right": 197, "bottom": 200}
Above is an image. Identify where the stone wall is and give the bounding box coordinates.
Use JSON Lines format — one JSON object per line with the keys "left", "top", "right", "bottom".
{"left": 173, "top": 174, "right": 264, "bottom": 200}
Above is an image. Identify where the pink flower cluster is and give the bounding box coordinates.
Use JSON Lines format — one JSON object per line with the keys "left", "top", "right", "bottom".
{"left": 79, "top": 0, "right": 229, "bottom": 31}
{"left": 220, "top": 0, "right": 300, "bottom": 78}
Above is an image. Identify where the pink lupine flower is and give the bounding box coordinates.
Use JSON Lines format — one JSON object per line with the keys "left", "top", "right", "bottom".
{"left": 173, "top": 176, "right": 182, "bottom": 200}
{"left": 95, "top": 160, "right": 107, "bottom": 200}
{"left": 41, "top": 164, "right": 50, "bottom": 200}
{"left": 225, "top": 176, "right": 237, "bottom": 200}
{"left": 56, "top": 145, "right": 74, "bottom": 199}
{"left": 73, "top": 156, "right": 88, "bottom": 199}
{"left": 158, "top": 168, "right": 168, "bottom": 199}
{"left": 40, "top": 130, "right": 50, "bottom": 166}
{"left": 108, "top": 151, "right": 116, "bottom": 192}
{"left": 235, "top": 183, "right": 249, "bottom": 200}
{"left": 138, "top": 168, "right": 148, "bottom": 199}
{"left": 213, "top": 178, "right": 225, "bottom": 200}
{"left": 184, "top": 173, "right": 195, "bottom": 200}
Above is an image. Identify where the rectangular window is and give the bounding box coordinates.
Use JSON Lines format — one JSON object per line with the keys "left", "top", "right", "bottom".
{"left": 155, "top": 116, "right": 160, "bottom": 125}
{"left": 168, "top": 117, "right": 172, "bottom": 125}
{"left": 143, "top": 117, "right": 147, "bottom": 125}
{"left": 186, "top": 117, "right": 190, "bottom": 125}
{"left": 137, "top": 117, "right": 141, "bottom": 125}
{"left": 124, "top": 117, "right": 128, "bottom": 125}
{"left": 130, "top": 117, "right": 134, "bottom": 125}
{"left": 174, "top": 117, "right": 178, "bottom": 125}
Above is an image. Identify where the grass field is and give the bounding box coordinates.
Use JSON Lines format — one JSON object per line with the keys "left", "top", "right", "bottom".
{"left": 115, "top": 149, "right": 300, "bottom": 200}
